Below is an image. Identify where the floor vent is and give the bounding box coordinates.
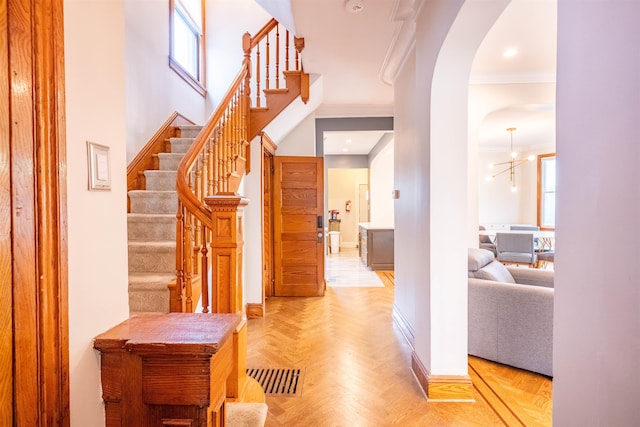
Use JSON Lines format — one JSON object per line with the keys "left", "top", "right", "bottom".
{"left": 246, "top": 368, "right": 304, "bottom": 396}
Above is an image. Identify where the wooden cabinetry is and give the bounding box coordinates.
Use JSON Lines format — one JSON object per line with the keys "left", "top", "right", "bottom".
{"left": 359, "top": 224, "right": 394, "bottom": 270}
{"left": 93, "top": 313, "right": 241, "bottom": 427}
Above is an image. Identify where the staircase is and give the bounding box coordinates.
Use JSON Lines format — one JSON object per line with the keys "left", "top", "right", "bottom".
{"left": 127, "top": 125, "right": 201, "bottom": 314}
{"left": 126, "top": 18, "right": 308, "bottom": 315}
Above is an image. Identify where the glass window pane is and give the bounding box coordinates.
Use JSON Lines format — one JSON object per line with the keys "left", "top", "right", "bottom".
{"left": 539, "top": 155, "right": 556, "bottom": 229}
{"left": 542, "top": 193, "right": 555, "bottom": 227}
{"left": 173, "top": 9, "right": 199, "bottom": 78}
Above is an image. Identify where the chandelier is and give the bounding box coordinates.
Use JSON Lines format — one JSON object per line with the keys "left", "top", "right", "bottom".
{"left": 486, "top": 127, "right": 534, "bottom": 192}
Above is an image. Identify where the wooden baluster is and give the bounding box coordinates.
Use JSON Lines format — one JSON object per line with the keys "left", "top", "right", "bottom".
{"left": 184, "top": 210, "right": 193, "bottom": 313}
{"left": 217, "top": 130, "right": 223, "bottom": 194}
{"left": 213, "top": 133, "right": 220, "bottom": 194}
{"left": 200, "top": 226, "right": 209, "bottom": 313}
{"left": 242, "top": 32, "right": 252, "bottom": 109}
{"left": 202, "top": 145, "right": 209, "bottom": 198}
{"left": 265, "top": 33, "right": 270, "bottom": 91}
{"left": 194, "top": 161, "right": 202, "bottom": 256}
{"left": 276, "top": 25, "right": 281, "bottom": 88}
{"left": 234, "top": 93, "right": 240, "bottom": 162}
{"left": 226, "top": 116, "right": 233, "bottom": 187}
{"left": 255, "top": 43, "right": 261, "bottom": 107}
{"left": 208, "top": 138, "right": 215, "bottom": 195}
{"left": 240, "top": 79, "right": 250, "bottom": 173}
{"left": 174, "top": 203, "right": 185, "bottom": 312}
{"left": 222, "top": 120, "right": 229, "bottom": 192}
{"left": 232, "top": 100, "right": 237, "bottom": 169}
{"left": 285, "top": 30, "right": 290, "bottom": 72}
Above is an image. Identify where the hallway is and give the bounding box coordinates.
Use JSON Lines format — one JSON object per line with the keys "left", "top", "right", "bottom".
{"left": 246, "top": 250, "right": 552, "bottom": 426}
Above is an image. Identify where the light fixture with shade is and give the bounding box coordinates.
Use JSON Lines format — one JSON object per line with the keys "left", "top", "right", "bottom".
{"left": 486, "top": 127, "right": 535, "bottom": 192}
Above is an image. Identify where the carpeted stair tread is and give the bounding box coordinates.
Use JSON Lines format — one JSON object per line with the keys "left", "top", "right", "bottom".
{"left": 128, "top": 272, "right": 175, "bottom": 313}
{"left": 177, "top": 125, "right": 203, "bottom": 138}
{"left": 128, "top": 241, "right": 176, "bottom": 274}
{"left": 168, "top": 137, "right": 195, "bottom": 154}
{"left": 128, "top": 213, "right": 176, "bottom": 241}
{"left": 128, "top": 190, "right": 177, "bottom": 214}
{"left": 144, "top": 170, "right": 177, "bottom": 191}
{"left": 156, "top": 152, "right": 184, "bottom": 170}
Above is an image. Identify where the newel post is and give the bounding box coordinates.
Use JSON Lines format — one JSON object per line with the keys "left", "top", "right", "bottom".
{"left": 205, "top": 193, "right": 251, "bottom": 401}
{"left": 205, "top": 193, "right": 250, "bottom": 314}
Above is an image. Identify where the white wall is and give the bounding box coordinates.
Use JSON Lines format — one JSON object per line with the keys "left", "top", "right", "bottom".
{"left": 369, "top": 142, "right": 394, "bottom": 226}
{"left": 123, "top": 0, "right": 271, "bottom": 162}
{"left": 64, "top": 1, "right": 130, "bottom": 425}
{"left": 206, "top": 0, "right": 272, "bottom": 109}
{"left": 123, "top": 0, "right": 209, "bottom": 161}
{"left": 554, "top": 1, "right": 640, "bottom": 423}
{"left": 242, "top": 137, "right": 264, "bottom": 306}
{"left": 327, "top": 169, "right": 368, "bottom": 247}
{"left": 393, "top": 49, "right": 418, "bottom": 339}
{"left": 276, "top": 113, "right": 317, "bottom": 156}
{"left": 394, "top": 0, "right": 509, "bottom": 379}
{"left": 477, "top": 145, "right": 554, "bottom": 226}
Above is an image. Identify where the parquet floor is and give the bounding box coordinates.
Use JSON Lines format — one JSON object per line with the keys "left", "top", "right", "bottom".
{"left": 246, "top": 256, "right": 552, "bottom": 426}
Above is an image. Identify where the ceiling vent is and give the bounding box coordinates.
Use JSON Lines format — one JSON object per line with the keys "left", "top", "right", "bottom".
{"left": 345, "top": 0, "right": 364, "bottom": 13}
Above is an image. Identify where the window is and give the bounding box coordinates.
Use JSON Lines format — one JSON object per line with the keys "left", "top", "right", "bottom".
{"left": 169, "top": 0, "right": 206, "bottom": 96}
{"left": 537, "top": 153, "right": 556, "bottom": 229}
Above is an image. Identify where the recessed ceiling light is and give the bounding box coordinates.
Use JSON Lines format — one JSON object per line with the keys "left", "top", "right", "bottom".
{"left": 503, "top": 48, "right": 518, "bottom": 58}
{"left": 342, "top": 148, "right": 349, "bottom": 152}
{"left": 346, "top": 138, "right": 352, "bottom": 143}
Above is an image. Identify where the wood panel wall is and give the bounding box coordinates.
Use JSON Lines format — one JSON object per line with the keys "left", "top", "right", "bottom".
{"left": 2, "top": 0, "right": 69, "bottom": 424}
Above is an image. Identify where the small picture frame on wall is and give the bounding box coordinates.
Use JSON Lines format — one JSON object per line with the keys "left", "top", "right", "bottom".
{"left": 87, "top": 141, "right": 111, "bottom": 191}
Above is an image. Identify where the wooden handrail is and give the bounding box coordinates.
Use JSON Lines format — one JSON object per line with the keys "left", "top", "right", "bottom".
{"left": 176, "top": 65, "right": 248, "bottom": 225}
{"left": 249, "top": 18, "right": 278, "bottom": 49}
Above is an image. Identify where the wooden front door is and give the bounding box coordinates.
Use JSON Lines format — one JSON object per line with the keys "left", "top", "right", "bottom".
{"left": 273, "top": 156, "right": 325, "bottom": 296}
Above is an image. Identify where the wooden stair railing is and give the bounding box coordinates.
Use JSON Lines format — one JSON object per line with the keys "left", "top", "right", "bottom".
{"left": 244, "top": 19, "right": 309, "bottom": 148}
{"left": 173, "top": 19, "right": 307, "bottom": 315}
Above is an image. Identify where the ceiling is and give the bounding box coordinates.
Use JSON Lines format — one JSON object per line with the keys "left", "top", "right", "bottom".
{"left": 266, "top": 0, "right": 557, "bottom": 154}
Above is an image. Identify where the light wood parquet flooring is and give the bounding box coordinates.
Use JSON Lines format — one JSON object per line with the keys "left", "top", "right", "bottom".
{"left": 246, "top": 270, "right": 552, "bottom": 426}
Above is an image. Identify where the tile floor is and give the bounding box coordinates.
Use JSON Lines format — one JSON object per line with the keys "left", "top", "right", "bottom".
{"left": 325, "top": 247, "right": 385, "bottom": 287}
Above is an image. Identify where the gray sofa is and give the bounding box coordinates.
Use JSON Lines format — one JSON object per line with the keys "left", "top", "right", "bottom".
{"left": 468, "top": 248, "right": 554, "bottom": 377}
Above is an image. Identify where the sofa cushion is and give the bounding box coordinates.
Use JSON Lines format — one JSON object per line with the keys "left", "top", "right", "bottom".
{"left": 475, "top": 261, "right": 516, "bottom": 284}
{"left": 468, "top": 248, "right": 496, "bottom": 271}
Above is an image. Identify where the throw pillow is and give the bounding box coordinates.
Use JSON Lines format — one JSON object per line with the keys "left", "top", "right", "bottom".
{"left": 474, "top": 261, "right": 516, "bottom": 283}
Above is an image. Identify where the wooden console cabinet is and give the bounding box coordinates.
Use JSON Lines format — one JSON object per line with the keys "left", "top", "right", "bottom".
{"left": 93, "top": 313, "right": 241, "bottom": 427}
{"left": 358, "top": 223, "right": 394, "bottom": 270}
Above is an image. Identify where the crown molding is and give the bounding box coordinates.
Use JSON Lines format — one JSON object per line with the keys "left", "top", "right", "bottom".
{"left": 379, "top": 0, "right": 424, "bottom": 86}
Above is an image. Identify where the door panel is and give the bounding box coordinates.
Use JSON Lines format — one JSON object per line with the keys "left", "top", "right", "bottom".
{"left": 274, "top": 157, "right": 325, "bottom": 297}
{"left": 263, "top": 149, "right": 274, "bottom": 299}
{"left": 0, "top": 0, "right": 12, "bottom": 420}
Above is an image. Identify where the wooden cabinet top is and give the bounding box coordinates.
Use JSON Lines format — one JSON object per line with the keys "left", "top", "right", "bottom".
{"left": 93, "top": 312, "right": 241, "bottom": 355}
